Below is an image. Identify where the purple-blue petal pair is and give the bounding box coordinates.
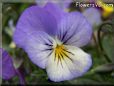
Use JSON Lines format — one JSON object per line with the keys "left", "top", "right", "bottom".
{"left": 13, "top": 3, "right": 93, "bottom": 82}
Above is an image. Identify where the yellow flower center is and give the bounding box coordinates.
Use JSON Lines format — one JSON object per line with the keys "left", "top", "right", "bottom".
{"left": 54, "top": 44, "right": 73, "bottom": 64}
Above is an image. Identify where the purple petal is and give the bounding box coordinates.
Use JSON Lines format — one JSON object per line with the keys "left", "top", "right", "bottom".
{"left": 13, "top": 5, "right": 58, "bottom": 47}
{"left": 57, "top": 12, "right": 92, "bottom": 47}
{"left": 83, "top": 8, "right": 102, "bottom": 26}
{"left": 23, "top": 31, "right": 55, "bottom": 69}
{"left": 0, "top": 48, "right": 16, "bottom": 80}
{"left": 44, "top": 2, "right": 67, "bottom": 24}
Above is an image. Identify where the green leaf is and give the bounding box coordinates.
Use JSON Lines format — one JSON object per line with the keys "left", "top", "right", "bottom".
{"left": 93, "top": 63, "right": 114, "bottom": 73}
{"left": 102, "top": 34, "right": 114, "bottom": 62}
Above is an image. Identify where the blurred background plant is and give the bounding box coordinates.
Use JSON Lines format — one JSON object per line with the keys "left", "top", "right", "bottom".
{"left": 1, "top": 0, "right": 114, "bottom": 85}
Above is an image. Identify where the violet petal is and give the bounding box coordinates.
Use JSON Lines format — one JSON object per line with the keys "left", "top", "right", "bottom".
{"left": 0, "top": 48, "right": 16, "bottom": 80}
{"left": 13, "top": 5, "right": 58, "bottom": 48}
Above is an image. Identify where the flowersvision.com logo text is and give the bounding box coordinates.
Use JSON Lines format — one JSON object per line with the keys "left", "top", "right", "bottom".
{"left": 75, "top": 2, "right": 113, "bottom": 8}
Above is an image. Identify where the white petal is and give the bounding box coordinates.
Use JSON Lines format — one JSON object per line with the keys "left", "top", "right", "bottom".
{"left": 46, "top": 45, "right": 92, "bottom": 82}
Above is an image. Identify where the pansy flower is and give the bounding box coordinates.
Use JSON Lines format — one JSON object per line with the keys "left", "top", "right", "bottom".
{"left": 13, "top": 3, "right": 92, "bottom": 82}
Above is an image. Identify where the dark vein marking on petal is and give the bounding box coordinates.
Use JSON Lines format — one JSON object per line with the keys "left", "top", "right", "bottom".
{"left": 54, "top": 51, "right": 57, "bottom": 61}
{"left": 48, "top": 39, "right": 53, "bottom": 44}
{"left": 63, "top": 30, "right": 76, "bottom": 44}
{"left": 61, "top": 21, "right": 76, "bottom": 42}
{"left": 59, "top": 52, "right": 64, "bottom": 60}
{"left": 62, "top": 19, "right": 82, "bottom": 44}
{"left": 59, "top": 28, "right": 62, "bottom": 40}
{"left": 45, "top": 43, "right": 52, "bottom": 46}
{"left": 62, "top": 51, "right": 73, "bottom": 62}
{"left": 41, "top": 48, "right": 52, "bottom": 52}
{"left": 63, "top": 48, "right": 74, "bottom": 55}
{"left": 61, "top": 30, "right": 68, "bottom": 42}
{"left": 58, "top": 53, "right": 63, "bottom": 68}
{"left": 47, "top": 50, "right": 53, "bottom": 58}
{"left": 57, "top": 53, "right": 60, "bottom": 65}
